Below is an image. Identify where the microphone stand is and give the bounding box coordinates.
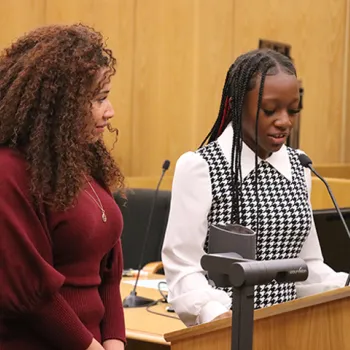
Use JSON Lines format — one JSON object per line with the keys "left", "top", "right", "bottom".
{"left": 123, "top": 160, "right": 170, "bottom": 308}
{"left": 201, "top": 252, "right": 309, "bottom": 350}
{"left": 309, "top": 166, "right": 350, "bottom": 242}
{"left": 299, "top": 156, "right": 350, "bottom": 287}
{"left": 310, "top": 166, "right": 350, "bottom": 287}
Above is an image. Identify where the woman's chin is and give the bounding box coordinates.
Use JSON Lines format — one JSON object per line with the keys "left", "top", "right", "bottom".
{"left": 88, "top": 134, "right": 102, "bottom": 144}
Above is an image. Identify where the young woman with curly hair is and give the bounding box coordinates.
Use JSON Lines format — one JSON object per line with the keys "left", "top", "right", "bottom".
{"left": 0, "top": 24, "right": 126, "bottom": 350}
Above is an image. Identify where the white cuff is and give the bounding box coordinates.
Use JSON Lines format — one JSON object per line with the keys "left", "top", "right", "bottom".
{"left": 296, "top": 272, "right": 348, "bottom": 298}
{"left": 197, "top": 300, "right": 230, "bottom": 324}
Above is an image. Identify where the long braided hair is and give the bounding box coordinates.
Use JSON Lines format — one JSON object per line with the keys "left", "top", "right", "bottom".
{"left": 200, "top": 49, "right": 297, "bottom": 232}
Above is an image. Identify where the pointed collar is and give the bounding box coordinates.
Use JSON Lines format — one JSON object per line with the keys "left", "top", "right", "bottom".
{"left": 217, "top": 123, "right": 292, "bottom": 181}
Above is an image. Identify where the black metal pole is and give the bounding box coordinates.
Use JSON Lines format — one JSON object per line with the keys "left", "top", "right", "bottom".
{"left": 231, "top": 286, "right": 255, "bottom": 350}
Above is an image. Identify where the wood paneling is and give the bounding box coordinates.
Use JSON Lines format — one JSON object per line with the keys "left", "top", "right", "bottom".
{"left": 0, "top": 0, "right": 349, "bottom": 175}
{"left": 0, "top": 0, "right": 46, "bottom": 48}
{"left": 346, "top": 0, "right": 350, "bottom": 162}
{"left": 314, "top": 163, "right": 350, "bottom": 179}
{"left": 232, "top": 0, "right": 348, "bottom": 164}
{"left": 310, "top": 177, "right": 350, "bottom": 209}
{"left": 129, "top": 0, "right": 197, "bottom": 176}
{"left": 129, "top": 0, "right": 235, "bottom": 176}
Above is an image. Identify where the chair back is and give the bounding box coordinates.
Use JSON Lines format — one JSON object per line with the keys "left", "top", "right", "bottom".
{"left": 114, "top": 188, "right": 171, "bottom": 270}
{"left": 313, "top": 208, "right": 350, "bottom": 272}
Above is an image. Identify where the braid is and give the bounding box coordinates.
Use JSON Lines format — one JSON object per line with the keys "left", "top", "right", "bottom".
{"left": 200, "top": 48, "right": 297, "bottom": 229}
{"left": 253, "top": 67, "right": 271, "bottom": 234}
{"left": 229, "top": 55, "right": 273, "bottom": 223}
{"left": 200, "top": 63, "right": 235, "bottom": 147}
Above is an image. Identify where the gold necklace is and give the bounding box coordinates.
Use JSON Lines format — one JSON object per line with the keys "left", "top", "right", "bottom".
{"left": 84, "top": 176, "right": 107, "bottom": 223}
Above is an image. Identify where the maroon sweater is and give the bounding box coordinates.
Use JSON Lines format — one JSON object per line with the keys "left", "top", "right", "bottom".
{"left": 0, "top": 148, "right": 126, "bottom": 349}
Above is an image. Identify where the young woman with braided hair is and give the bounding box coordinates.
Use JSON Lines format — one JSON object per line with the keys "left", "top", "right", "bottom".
{"left": 0, "top": 24, "right": 125, "bottom": 350}
{"left": 162, "top": 49, "right": 347, "bottom": 327}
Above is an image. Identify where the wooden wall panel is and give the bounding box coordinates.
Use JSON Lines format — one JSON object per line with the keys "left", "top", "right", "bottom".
{"left": 191, "top": 0, "right": 235, "bottom": 151}
{"left": 232, "top": 0, "right": 348, "bottom": 164}
{"left": 129, "top": 0, "right": 197, "bottom": 176}
{"left": 347, "top": 54, "right": 350, "bottom": 162}
{"left": 130, "top": 0, "right": 235, "bottom": 176}
{"left": 346, "top": 0, "right": 350, "bottom": 162}
{"left": 0, "top": 0, "right": 46, "bottom": 48}
{"left": 0, "top": 0, "right": 349, "bottom": 176}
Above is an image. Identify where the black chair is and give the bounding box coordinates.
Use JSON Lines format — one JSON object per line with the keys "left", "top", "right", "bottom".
{"left": 313, "top": 208, "right": 350, "bottom": 272}
{"left": 113, "top": 188, "right": 171, "bottom": 272}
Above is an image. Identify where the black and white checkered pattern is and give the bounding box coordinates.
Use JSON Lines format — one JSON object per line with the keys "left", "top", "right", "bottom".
{"left": 197, "top": 141, "right": 312, "bottom": 309}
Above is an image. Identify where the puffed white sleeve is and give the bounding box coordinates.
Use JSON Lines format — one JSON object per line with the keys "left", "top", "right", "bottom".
{"left": 296, "top": 166, "right": 348, "bottom": 297}
{"left": 162, "top": 151, "right": 231, "bottom": 327}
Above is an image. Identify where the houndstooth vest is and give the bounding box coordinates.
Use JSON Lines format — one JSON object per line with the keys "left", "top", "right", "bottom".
{"left": 197, "top": 141, "right": 312, "bottom": 309}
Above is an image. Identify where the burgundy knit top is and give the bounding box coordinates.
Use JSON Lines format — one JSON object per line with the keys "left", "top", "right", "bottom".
{"left": 0, "top": 147, "right": 126, "bottom": 349}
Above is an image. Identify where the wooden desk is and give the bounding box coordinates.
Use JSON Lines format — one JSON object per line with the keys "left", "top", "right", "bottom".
{"left": 314, "top": 163, "right": 350, "bottom": 180}
{"left": 121, "top": 277, "right": 350, "bottom": 350}
{"left": 165, "top": 287, "right": 350, "bottom": 350}
{"left": 121, "top": 276, "right": 185, "bottom": 349}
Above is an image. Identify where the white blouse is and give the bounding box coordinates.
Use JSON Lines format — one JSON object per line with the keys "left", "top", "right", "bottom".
{"left": 162, "top": 124, "right": 348, "bottom": 327}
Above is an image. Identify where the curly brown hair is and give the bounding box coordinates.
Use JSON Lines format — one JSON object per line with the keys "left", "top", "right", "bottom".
{"left": 0, "top": 23, "right": 124, "bottom": 210}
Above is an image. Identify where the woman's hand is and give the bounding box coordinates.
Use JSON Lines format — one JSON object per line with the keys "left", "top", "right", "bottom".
{"left": 86, "top": 338, "right": 104, "bottom": 350}
{"left": 103, "top": 339, "right": 125, "bottom": 350}
{"left": 212, "top": 310, "right": 232, "bottom": 321}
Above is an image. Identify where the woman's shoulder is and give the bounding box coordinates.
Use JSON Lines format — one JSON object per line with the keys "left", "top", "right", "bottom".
{"left": 175, "top": 150, "right": 210, "bottom": 175}
{"left": 286, "top": 147, "right": 312, "bottom": 188}
{"left": 171, "top": 151, "right": 212, "bottom": 193}
{"left": 286, "top": 147, "right": 310, "bottom": 166}
{"left": 287, "top": 146, "right": 308, "bottom": 157}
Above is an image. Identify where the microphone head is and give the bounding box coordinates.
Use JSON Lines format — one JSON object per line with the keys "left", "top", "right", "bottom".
{"left": 162, "top": 160, "right": 170, "bottom": 171}
{"left": 298, "top": 153, "right": 313, "bottom": 168}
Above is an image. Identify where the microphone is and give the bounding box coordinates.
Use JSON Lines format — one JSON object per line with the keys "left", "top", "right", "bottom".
{"left": 123, "top": 159, "right": 171, "bottom": 308}
{"left": 298, "top": 153, "right": 350, "bottom": 287}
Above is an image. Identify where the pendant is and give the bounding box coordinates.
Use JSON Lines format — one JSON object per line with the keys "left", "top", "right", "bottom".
{"left": 102, "top": 212, "right": 107, "bottom": 223}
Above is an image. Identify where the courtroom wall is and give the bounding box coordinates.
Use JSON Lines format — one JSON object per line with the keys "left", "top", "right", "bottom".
{"left": 0, "top": 0, "right": 349, "bottom": 176}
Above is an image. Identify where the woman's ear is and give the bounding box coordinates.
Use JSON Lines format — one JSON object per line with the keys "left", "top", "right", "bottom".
{"left": 229, "top": 97, "right": 233, "bottom": 110}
